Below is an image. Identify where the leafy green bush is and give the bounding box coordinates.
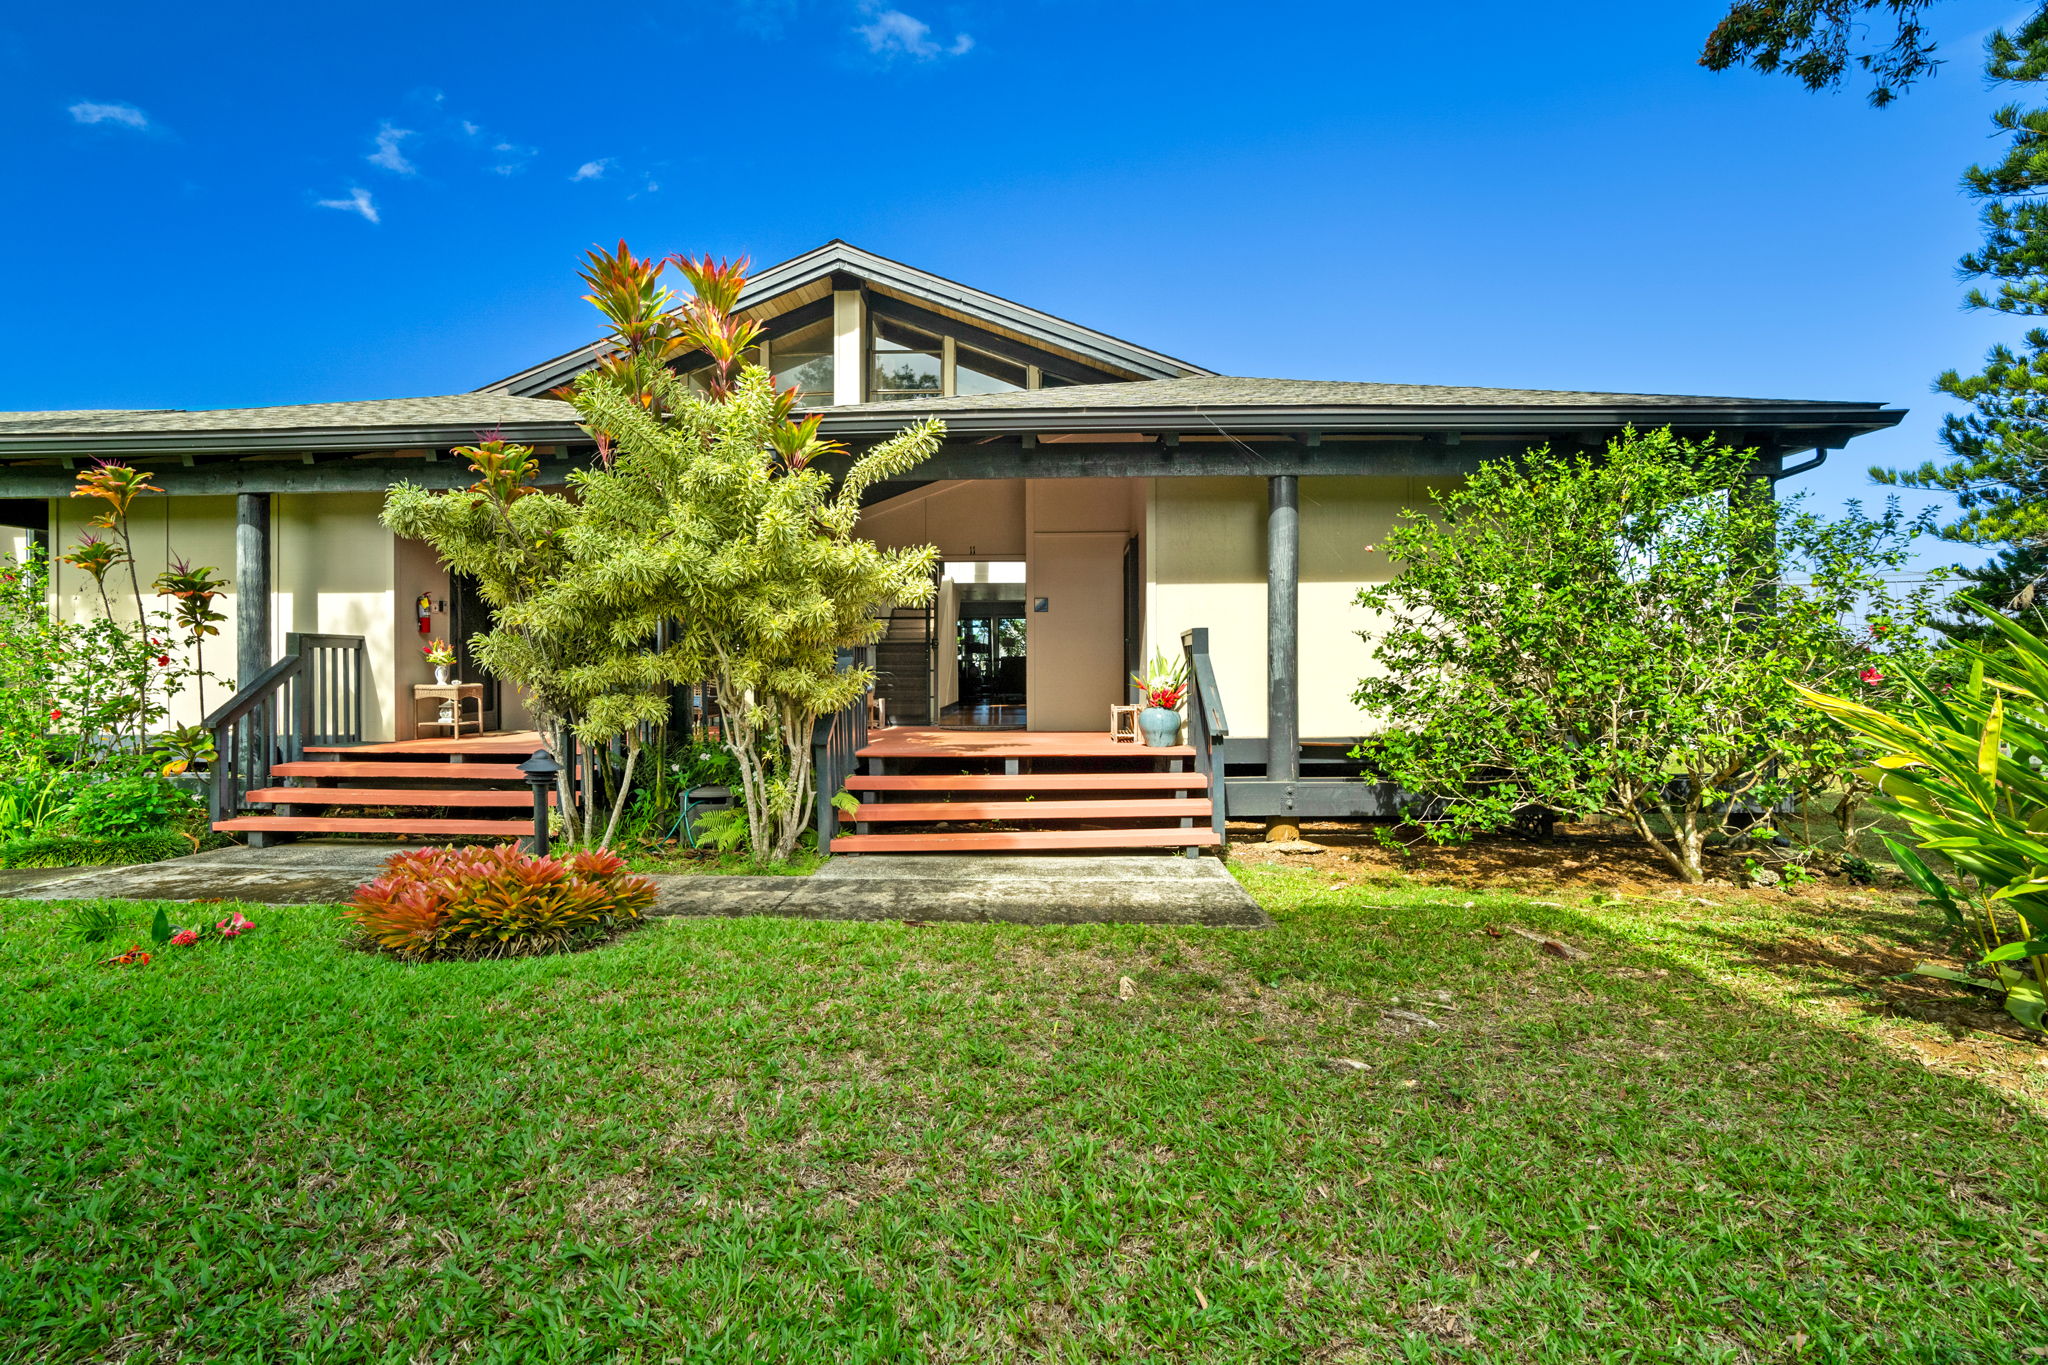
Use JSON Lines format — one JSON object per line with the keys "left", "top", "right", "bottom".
{"left": 0, "top": 831, "right": 196, "bottom": 868}
{"left": 344, "top": 844, "right": 655, "bottom": 960}
{"left": 0, "top": 768, "right": 79, "bottom": 841}
{"left": 66, "top": 772, "right": 201, "bottom": 838}
{"left": 1353, "top": 427, "right": 1945, "bottom": 882}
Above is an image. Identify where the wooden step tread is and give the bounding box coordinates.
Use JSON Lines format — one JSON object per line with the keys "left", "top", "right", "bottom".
{"left": 848, "top": 772, "right": 1206, "bottom": 793}
{"left": 302, "top": 731, "right": 543, "bottom": 756}
{"left": 829, "top": 827, "right": 1219, "bottom": 853}
{"left": 244, "top": 788, "right": 550, "bottom": 808}
{"left": 213, "top": 816, "right": 528, "bottom": 836}
{"left": 304, "top": 741, "right": 540, "bottom": 756}
{"left": 852, "top": 798, "right": 1210, "bottom": 822}
{"left": 859, "top": 729, "right": 1194, "bottom": 760}
{"left": 270, "top": 762, "right": 530, "bottom": 781}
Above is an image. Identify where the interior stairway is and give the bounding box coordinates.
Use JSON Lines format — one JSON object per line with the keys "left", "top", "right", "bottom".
{"left": 211, "top": 733, "right": 548, "bottom": 843}
{"left": 872, "top": 607, "right": 933, "bottom": 726}
{"left": 827, "top": 729, "right": 1220, "bottom": 855}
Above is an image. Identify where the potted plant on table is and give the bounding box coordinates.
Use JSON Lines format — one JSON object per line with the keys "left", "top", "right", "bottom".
{"left": 422, "top": 639, "right": 457, "bottom": 686}
{"left": 1130, "top": 651, "right": 1188, "bottom": 748}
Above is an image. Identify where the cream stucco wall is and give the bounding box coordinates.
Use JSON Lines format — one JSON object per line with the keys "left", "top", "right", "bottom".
{"left": 1146, "top": 475, "right": 1437, "bottom": 739}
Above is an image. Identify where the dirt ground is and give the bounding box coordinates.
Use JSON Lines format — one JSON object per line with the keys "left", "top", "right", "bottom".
{"left": 1226, "top": 819, "right": 2048, "bottom": 1105}
{"left": 1224, "top": 816, "right": 1801, "bottom": 893}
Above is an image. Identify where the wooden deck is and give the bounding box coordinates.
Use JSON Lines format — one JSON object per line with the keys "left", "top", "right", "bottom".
{"left": 836, "top": 726, "right": 1211, "bottom": 856}
{"left": 217, "top": 731, "right": 547, "bottom": 846}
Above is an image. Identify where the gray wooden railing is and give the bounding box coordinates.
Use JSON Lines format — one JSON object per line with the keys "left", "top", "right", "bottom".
{"left": 810, "top": 645, "right": 874, "bottom": 852}
{"left": 204, "top": 632, "right": 366, "bottom": 822}
{"left": 1181, "top": 627, "right": 1229, "bottom": 845}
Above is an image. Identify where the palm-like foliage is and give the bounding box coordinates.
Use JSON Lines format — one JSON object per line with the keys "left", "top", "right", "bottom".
{"left": 1797, "top": 603, "right": 2048, "bottom": 1030}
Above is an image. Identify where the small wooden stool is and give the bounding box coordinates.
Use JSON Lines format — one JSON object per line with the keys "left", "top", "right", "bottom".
{"left": 1109, "top": 703, "right": 1141, "bottom": 743}
{"left": 412, "top": 682, "right": 485, "bottom": 739}
{"left": 867, "top": 693, "right": 887, "bottom": 730}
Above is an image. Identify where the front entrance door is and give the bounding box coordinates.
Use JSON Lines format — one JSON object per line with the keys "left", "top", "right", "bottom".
{"left": 1026, "top": 530, "right": 1128, "bottom": 731}
{"left": 448, "top": 572, "right": 500, "bottom": 731}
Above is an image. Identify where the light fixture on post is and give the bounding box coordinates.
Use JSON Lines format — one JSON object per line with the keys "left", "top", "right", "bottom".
{"left": 517, "top": 749, "right": 561, "bottom": 855}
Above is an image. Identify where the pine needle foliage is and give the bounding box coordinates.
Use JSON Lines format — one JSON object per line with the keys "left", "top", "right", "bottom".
{"left": 1872, "top": 10, "right": 2048, "bottom": 549}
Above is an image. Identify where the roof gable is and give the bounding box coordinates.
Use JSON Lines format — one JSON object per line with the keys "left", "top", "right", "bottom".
{"left": 481, "top": 240, "right": 1212, "bottom": 398}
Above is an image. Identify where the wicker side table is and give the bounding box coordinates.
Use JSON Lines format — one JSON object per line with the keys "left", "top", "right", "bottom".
{"left": 412, "top": 682, "right": 485, "bottom": 739}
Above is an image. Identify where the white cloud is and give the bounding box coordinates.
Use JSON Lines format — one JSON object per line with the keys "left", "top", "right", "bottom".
{"left": 367, "top": 123, "right": 417, "bottom": 175}
{"left": 855, "top": 5, "right": 972, "bottom": 59}
{"left": 315, "top": 188, "right": 380, "bottom": 224}
{"left": 68, "top": 100, "right": 149, "bottom": 129}
{"left": 569, "top": 158, "right": 611, "bottom": 182}
{"left": 460, "top": 120, "right": 482, "bottom": 136}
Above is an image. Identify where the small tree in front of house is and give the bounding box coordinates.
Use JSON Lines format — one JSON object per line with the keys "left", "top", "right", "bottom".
{"left": 382, "top": 441, "right": 593, "bottom": 841}
{"left": 1353, "top": 427, "right": 1946, "bottom": 883}
{"left": 565, "top": 360, "right": 942, "bottom": 860}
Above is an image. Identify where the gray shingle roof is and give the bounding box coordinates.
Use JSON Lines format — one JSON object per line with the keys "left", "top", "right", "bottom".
{"left": 825, "top": 375, "right": 1869, "bottom": 416}
{"left": 0, "top": 394, "right": 577, "bottom": 438}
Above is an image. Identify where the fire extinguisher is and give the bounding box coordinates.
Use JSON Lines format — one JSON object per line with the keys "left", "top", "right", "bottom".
{"left": 416, "top": 592, "right": 433, "bottom": 635}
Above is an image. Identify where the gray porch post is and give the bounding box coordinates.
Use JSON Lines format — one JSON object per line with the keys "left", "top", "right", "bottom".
{"left": 1266, "top": 475, "right": 1300, "bottom": 839}
{"left": 236, "top": 492, "right": 272, "bottom": 686}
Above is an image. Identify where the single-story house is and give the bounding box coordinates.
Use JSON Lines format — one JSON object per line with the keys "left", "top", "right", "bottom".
{"left": 0, "top": 240, "right": 1905, "bottom": 847}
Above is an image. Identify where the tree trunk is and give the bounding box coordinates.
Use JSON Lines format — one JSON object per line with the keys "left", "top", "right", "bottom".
{"left": 599, "top": 738, "right": 640, "bottom": 849}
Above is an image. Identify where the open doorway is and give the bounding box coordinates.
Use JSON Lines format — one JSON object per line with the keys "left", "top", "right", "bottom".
{"left": 938, "top": 560, "right": 1026, "bottom": 728}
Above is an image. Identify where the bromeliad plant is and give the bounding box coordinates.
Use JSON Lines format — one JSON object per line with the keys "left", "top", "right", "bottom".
{"left": 345, "top": 844, "right": 655, "bottom": 960}
{"left": 1798, "top": 602, "right": 2048, "bottom": 1032}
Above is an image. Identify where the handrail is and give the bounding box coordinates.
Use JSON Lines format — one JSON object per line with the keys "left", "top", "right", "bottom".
{"left": 205, "top": 632, "right": 367, "bottom": 823}
{"left": 810, "top": 645, "right": 874, "bottom": 853}
{"left": 1181, "top": 627, "right": 1229, "bottom": 845}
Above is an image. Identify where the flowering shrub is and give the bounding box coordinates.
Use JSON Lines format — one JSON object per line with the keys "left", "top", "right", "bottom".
{"left": 345, "top": 844, "right": 654, "bottom": 960}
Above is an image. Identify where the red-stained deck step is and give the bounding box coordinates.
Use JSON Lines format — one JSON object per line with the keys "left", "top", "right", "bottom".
{"left": 852, "top": 798, "right": 1209, "bottom": 823}
{"left": 243, "top": 787, "right": 549, "bottom": 808}
{"left": 212, "top": 816, "right": 528, "bottom": 838}
{"left": 826, "top": 827, "right": 1220, "bottom": 853}
{"left": 269, "top": 762, "right": 529, "bottom": 782}
{"left": 847, "top": 772, "right": 1206, "bottom": 793}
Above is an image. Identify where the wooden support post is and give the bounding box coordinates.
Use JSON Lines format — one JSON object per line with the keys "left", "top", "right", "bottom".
{"left": 1265, "top": 474, "right": 1300, "bottom": 841}
{"left": 235, "top": 492, "right": 272, "bottom": 687}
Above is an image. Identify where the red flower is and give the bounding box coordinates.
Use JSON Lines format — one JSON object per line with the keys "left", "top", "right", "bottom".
{"left": 1859, "top": 666, "right": 1884, "bottom": 685}
{"left": 156, "top": 655, "right": 170, "bottom": 667}
{"left": 48, "top": 709, "right": 61, "bottom": 721}
{"left": 168, "top": 928, "right": 199, "bottom": 946}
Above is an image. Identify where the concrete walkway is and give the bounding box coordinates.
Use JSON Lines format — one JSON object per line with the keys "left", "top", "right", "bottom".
{"left": 4, "top": 844, "right": 1268, "bottom": 928}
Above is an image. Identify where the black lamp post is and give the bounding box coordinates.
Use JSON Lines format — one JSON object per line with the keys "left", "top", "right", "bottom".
{"left": 517, "top": 749, "right": 561, "bottom": 855}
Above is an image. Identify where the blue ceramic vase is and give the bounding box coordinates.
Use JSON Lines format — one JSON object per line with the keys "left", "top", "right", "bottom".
{"left": 1138, "top": 706, "right": 1181, "bottom": 747}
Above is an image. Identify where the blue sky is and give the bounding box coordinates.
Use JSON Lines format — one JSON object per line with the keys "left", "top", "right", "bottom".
{"left": 0, "top": 0, "right": 2035, "bottom": 569}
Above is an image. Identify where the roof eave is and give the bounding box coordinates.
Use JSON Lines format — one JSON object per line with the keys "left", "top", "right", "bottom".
{"left": 0, "top": 420, "right": 589, "bottom": 458}
{"left": 817, "top": 403, "right": 1909, "bottom": 439}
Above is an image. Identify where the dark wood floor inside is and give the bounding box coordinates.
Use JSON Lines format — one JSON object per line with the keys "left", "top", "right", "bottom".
{"left": 935, "top": 702, "right": 1026, "bottom": 729}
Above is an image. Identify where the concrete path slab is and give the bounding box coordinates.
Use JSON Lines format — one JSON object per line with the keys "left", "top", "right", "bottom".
{"left": 5, "top": 845, "right": 1267, "bottom": 928}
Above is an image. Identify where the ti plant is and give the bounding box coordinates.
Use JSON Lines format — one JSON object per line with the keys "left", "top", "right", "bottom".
{"left": 1797, "top": 601, "right": 2048, "bottom": 1031}
{"left": 155, "top": 558, "right": 229, "bottom": 713}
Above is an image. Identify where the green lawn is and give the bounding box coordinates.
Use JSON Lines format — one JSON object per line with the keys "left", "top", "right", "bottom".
{"left": 1, "top": 869, "right": 2042, "bottom": 1363}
